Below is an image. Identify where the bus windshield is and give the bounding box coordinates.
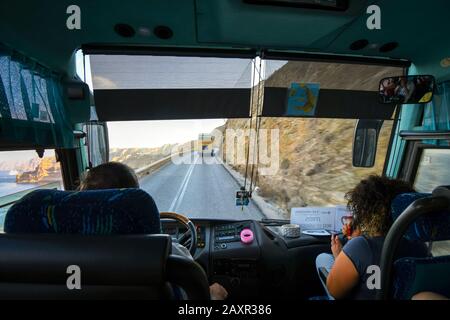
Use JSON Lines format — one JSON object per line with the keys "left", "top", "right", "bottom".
{"left": 107, "top": 118, "right": 393, "bottom": 220}
{"left": 91, "top": 55, "right": 401, "bottom": 221}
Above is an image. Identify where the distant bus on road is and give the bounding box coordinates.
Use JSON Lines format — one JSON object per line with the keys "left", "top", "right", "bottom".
{"left": 198, "top": 133, "right": 215, "bottom": 156}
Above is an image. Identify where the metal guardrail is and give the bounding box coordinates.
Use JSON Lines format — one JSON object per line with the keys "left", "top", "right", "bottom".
{"left": 135, "top": 155, "right": 174, "bottom": 177}
{"left": 135, "top": 150, "right": 195, "bottom": 178}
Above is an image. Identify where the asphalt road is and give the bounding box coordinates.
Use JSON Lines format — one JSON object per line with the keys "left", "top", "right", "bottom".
{"left": 139, "top": 152, "right": 264, "bottom": 220}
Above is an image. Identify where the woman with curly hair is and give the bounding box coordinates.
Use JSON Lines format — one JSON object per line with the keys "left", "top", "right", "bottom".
{"left": 316, "top": 175, "right": 428, "bottom": 300}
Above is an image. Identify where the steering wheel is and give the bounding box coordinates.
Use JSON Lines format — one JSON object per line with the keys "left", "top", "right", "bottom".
{"left": 160, "top": 212, "right": 198, "bottom": 257}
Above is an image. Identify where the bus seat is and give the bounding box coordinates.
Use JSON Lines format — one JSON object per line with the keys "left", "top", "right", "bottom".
{"left": 380, "top": 186, "right": 450, "bottom": 299}
{"left": 0, "top": 233, "right": 209, "bottom": 299}
{"left": 2, "top": 188, "right": 210, "bottom": 299}
{"left": 391, "top": 191, "right": 450, "bottom": 242}
{"left": 4, "top": 188, "right": 161, "bottom": 235}
{"left": 393, "top": 255, "right": 450, "bottom": 300}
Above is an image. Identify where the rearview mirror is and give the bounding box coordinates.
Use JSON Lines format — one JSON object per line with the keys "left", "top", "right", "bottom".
{"left": 352, "top": 119, "right": 383, "bottom": 167}
{"left": 379, "top": 75, "right": 435, "bottom": 104}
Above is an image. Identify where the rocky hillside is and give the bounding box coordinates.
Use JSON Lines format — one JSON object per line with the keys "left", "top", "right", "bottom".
{"left": 222, "top": 61, "right": 400, "bottom": 218}
{"left": 110, "top": 144, "right": 175, "bottom": 170}
{"left": 16, "top": 156, "right": 61, "bottom": 184}
{"left": 110, "top": 140, "right": 196, "bottom": 170}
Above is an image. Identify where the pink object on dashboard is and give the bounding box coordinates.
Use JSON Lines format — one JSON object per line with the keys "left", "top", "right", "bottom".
{"left": 240, "top": 228, "right": 254, "bottom": 244}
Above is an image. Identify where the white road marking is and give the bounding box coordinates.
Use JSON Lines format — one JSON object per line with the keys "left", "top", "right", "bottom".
{"left": 168, "top": 154, "right": 198, "bottom": 212}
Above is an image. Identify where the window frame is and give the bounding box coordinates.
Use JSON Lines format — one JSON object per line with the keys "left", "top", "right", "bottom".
{"left": 400, "top": 141, "right": 450, "bottom": 188}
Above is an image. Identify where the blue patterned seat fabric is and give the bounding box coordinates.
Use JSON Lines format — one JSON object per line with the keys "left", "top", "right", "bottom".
{"left": 5, "top": 188, "right": 161, "bottom": 235}
{"left": 393, "top": 255, "right": 450, "bottom": 299}
{"left": 391, "top": 192, "right": 450, "bottom": 241}
{"left": 390, "top": 191, "right": 450, "bottom": 299}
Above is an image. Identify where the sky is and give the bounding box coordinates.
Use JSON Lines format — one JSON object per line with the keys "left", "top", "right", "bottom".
{"left": 107, "top": 119, "right": 226, "bottom": 148}
{"left": 74, "top": 53, "right": 284, "bottom": 149}
{"left": 0, "top": 150, "right": 55, "bottom": 164}
{"left": 83, "top": 54, "right": 257, "bottom": 149}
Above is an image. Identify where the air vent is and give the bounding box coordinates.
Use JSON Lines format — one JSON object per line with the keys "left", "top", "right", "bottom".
{"left": 349, "top": 39, "right": 369, "bottom": 51}
{"left": 379, "top": 42, "right": 399, "bottom": 53}
{"left": 114, "top": 24, "right": 135, "bottom": 38}
{"left": 153, "top": 26, "right": 173, "bottom": 40}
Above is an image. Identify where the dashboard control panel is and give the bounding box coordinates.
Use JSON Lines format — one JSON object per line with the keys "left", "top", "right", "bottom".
{"left": 214, "top": 222, "right": 253, "bottom": 250}
{"left": 213, "top": 259, "right": 258, "bottom": 278}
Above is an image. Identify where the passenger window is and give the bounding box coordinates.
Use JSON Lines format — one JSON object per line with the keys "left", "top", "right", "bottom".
{"left": 414, "top": 148, "right": 450, "bottom": 193}
{"left": 0, "top": 150, "right": 63, "bottom": 232}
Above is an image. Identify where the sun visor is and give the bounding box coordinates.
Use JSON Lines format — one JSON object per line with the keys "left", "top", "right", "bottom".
{"left": 260, "top": 59, "right": 401, "bottom": 120}
{"left": 89, "top": 54, "right": 253, "bottom": 121}
{"left": 262, "top": 87, "right": 395, "bottom": 119}
{"left": 94, "top": 88, "right": 251, "bottom": 121}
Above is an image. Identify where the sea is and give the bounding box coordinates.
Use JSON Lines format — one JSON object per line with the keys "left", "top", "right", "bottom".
{"left": 0, "top": 171, "right": 37, "bottom": 197}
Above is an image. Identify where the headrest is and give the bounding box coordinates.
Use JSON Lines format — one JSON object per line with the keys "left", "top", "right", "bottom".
{"left": 5, "top": 188, "right": 161, "bottom": 235}
{"left": 0, "top": 233, "right": 172, "bottom": 299}
{"left": 391, "top": 191, "right": 450, "bottom": 241}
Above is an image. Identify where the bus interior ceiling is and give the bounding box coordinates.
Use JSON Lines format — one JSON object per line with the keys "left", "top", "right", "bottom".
{"left": 0, "top": 0, "right": 448, "bottom": 82}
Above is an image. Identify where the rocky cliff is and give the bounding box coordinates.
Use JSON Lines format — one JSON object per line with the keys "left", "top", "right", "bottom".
{"left": 222, "top": 61, "right": 400, "bottom": 218}
{"left": 110, "top": 144, "right": 175, "bottom": 170}
{"left": 110, "top": 140, "right": 196, "bottom": 170}
{"left": 16, "top": 156, "right": 61, "bottom": 184}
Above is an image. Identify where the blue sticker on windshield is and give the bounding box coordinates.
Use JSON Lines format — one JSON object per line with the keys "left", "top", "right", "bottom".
{"left": 286, "top": 83, "right": 320, "bottom": 116}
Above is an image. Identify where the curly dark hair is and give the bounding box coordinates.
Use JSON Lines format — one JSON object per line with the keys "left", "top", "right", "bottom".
{"left": 79, "top": 162, "right": 139, "bottom": 191}
{"left": 345, "top": 175, "right": 415, "bottom": 236}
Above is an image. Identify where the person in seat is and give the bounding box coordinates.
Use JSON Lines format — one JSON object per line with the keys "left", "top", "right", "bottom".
{"left": 79, "top": 161, "right": 228, "bottom": 300}
{"left": 317, "top": 175, "right": 429, "bottom": 300}
{"left": 79, "top": 161, "right": 140, "bottom": 190}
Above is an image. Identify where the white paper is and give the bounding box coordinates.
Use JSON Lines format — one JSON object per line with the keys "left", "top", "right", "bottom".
{"left": 291, "top": 206, "right": 353, "bottom": 232}
{"left": 302, "top": 230, "right": 331, "bottom": 236}
{"left": 335, "top": 205, "right": 352, "bottom": 232}
{"left": 291, "top": 207, "right": 335, "bottom": 231}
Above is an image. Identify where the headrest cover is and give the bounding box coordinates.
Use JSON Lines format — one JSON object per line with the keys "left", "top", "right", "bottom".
{"left": 5, "top": 189, "right": 161, "bottom": 235}
{"left": 391, "top": 192, "right": 450, "bottom": 241}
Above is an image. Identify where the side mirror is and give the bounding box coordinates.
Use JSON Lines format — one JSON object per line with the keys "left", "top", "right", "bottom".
{"left": 379, "top": 75, "right": 435, "bottom": 104}
{"left": 82, "top": 121, "right": 109, "bottom": 168}
{"left": 352, "top": 119, "right": 383, "bottom": 167}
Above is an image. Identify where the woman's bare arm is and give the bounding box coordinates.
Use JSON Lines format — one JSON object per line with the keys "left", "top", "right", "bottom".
{"left": 326, "top": 251, "right": 359, "bottom": 299}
